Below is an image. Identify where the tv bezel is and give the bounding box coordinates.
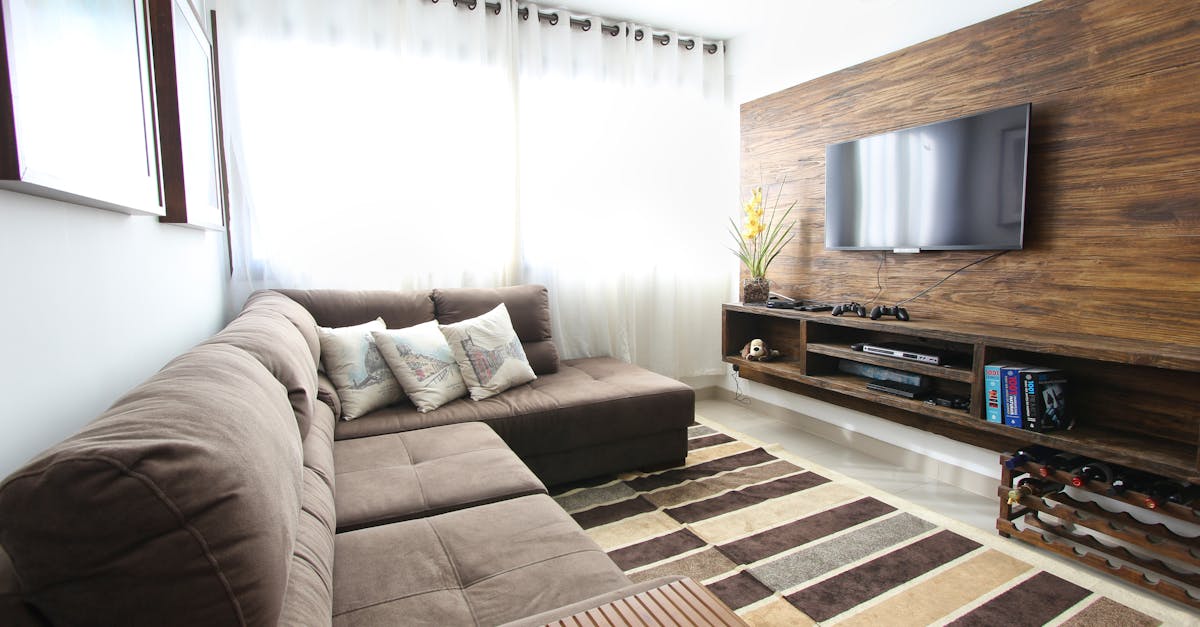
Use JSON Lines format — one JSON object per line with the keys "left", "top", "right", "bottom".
{"left": 823, "top": 103, "right": 1031, "bottom": 253}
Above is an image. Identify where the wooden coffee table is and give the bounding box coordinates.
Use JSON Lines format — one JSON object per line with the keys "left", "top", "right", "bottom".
{"left": 541, "top": 577, "right": 747, "bottom": 626}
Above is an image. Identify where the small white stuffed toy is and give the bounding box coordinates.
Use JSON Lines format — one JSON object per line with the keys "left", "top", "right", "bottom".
{"left": 740, "top": 338, "right": 780, "bottom": 362}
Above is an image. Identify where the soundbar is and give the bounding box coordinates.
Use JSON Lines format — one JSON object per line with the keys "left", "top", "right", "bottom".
{"left": 860, "top": 342, "right": 945, "bottom": 365}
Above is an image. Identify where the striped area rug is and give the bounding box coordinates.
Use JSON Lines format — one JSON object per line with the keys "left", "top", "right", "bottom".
{"left": 552, "top": 418, "right": 1198, "bottom": 626}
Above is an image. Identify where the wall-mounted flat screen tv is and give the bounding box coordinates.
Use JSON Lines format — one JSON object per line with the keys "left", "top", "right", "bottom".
{"left": 825, "top": 103, "right": 1030, "bottom": 252}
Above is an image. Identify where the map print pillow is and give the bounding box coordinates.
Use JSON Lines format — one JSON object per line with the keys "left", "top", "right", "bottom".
{"left": 440, "top": 304, "right": 536, "bottom": 401}
{"left": 372, "top": 321, "right": 467, "bottom": 413}
{"left": 317, "top": 318, "right": 403, "bottom": 420}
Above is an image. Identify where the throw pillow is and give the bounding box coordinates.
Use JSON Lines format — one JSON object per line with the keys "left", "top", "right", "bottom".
{"left": 440, "top": 303, "right": 536, "bottom": 401}
{"left": 317, "top": 318, "right": 403, "bottom": 420}
{"left": 372, "top": 322, "right": 466, "bottom": 413}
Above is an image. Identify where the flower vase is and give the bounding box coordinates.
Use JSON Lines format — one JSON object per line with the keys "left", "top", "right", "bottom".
{"left": 742, "top": 277, "right": 769, "bottom": 304}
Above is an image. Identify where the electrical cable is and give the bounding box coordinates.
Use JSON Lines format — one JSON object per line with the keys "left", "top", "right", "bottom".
{"left": 863, "top": 251, "right": 886, "bottom": 306}
{"left": 896, "top": 251, "right": 1008, "bottom": 306}
{"left": 731, "top": 369, "right": 751, "bottom": 405}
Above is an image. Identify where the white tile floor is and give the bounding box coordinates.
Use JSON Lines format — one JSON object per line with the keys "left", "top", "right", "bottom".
{"left": 697, "top": 398, "right": 1000, "bottom": 532}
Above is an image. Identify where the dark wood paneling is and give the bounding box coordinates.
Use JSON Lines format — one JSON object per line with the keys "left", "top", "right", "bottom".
{"left": 741, "top": 0, "right": 1200, "bottom": 346}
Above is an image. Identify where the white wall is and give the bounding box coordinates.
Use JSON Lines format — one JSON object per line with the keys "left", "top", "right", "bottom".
{"left": 722, "top": 0, "right": 1039, "bottom": 473}
{"left": 0, "top": 190, "right": 231, "bottom": 475}
{"left": 726, "top": 0, "right": 1039, "bottom": 104}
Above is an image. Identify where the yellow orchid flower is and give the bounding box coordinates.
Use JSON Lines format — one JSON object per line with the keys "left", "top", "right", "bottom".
{"left": 728, "top": 181, "right": 798, "bottom": 281}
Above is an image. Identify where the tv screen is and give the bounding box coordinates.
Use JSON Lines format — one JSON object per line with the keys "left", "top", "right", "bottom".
{"left": 825, "top": 103, "right": 1030, "bottom": 251}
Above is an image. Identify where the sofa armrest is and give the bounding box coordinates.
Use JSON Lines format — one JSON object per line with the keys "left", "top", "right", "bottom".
{"left": 316, "top": 371, "right": 342, "bottom": 420}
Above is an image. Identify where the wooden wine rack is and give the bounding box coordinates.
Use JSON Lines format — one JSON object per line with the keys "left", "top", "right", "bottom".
{"left": 997, "top": 454, "right": 1200, "bottom": 610}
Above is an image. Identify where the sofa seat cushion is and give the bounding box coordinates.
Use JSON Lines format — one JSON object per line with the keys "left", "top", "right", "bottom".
{"left": 333, "top": 423, "right": 545, "bottom": 531}
{"left": 333, "top": 358, "right": 694, "bottom": 458}
{"left": 332, "top": 494, "right": 630, "bottom": 626}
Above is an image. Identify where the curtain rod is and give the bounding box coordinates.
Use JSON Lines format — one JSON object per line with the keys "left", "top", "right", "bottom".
{"left": 435, "top": 0, "right": 719, "bottom": 54}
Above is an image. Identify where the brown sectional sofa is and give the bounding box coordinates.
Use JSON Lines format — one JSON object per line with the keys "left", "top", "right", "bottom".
{"left": 0, "top": 285, "right": 696, "bottom": 625}
{"left": 280, "top": 286, "right": 694, "bottom": 486}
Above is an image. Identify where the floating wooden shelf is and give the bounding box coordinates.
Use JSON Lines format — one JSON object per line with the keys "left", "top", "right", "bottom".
{"left": 723, "top": 304, "right": 1200, "bottom": 482}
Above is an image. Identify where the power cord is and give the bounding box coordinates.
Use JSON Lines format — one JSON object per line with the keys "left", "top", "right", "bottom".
{"left": 863, "top": 251, "right": 886, "bottom": 306}
{"left": 896, "top": 251, "right": 1008, "bottom": 306}
{"left": 731, "top": 368, "right": 751, "bottom": 405}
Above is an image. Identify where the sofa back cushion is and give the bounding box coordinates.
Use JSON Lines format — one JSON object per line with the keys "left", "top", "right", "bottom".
{"left": 204, "top": 308, "right": 319, "bottom": 438}
{"left": 244, "top": 289, "right": 322, "bottom": 370}
{"left": 0, "top": 344, "right": 303, "bottom": 627}
{"left": 277, "top": 289, "right": 436, "bottom": 330}
{"left": 433, "top": 285, "right": 559, "bottom": 375}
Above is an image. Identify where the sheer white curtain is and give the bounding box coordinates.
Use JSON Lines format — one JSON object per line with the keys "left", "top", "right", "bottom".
{"left": 516, "top": 4, "right": 737, "bottom": 378}
{"left": 217, "top": 0, "right": 519, "bottom": 298}
{"left": 216, "top": 0, "right": 737, "bottom": 379}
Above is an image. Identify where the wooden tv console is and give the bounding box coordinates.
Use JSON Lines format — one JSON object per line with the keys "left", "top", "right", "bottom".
{"left": 722, "top": 303, "right": 1200, "bottom": 482}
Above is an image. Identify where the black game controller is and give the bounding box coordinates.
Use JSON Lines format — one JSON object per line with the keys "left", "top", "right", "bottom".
{"left": 831, "top": 302, "right": 867, "bottom": 317}
{"left": 869, "top": 305, "right": 910, "bottom": 321}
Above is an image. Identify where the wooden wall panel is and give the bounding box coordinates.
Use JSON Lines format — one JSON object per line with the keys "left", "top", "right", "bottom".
{"left": 741, "top": 0, "right": 1200, "bottom": 346}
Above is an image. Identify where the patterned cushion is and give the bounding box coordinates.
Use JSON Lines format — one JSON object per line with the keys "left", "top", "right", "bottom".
{"left": 317, "top": 318, "right": 403, "bottom": 420}
{"left": 372, "top": 322, "right": 466, "bottom": 413}
{"left": 440, "top": 304, "right": 536, "bottom": 401}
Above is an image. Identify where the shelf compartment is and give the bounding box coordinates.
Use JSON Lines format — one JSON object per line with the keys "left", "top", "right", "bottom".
{"left": 807, "top": 342, "right": 974, "bottom": 383}
{"left": 728, "top": 357, "right": 970, "bottom": 422}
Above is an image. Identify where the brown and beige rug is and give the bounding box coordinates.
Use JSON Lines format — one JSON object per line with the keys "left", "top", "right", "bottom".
{"left": 552, "top": 417, "right": 1198, "bottom": 626}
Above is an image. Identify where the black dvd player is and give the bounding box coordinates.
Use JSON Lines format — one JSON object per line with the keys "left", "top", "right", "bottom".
{"left": 866, "top": 380, "right": 928, "bottom": 399}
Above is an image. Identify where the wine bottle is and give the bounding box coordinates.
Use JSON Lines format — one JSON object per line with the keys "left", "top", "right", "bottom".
{"left": 1038, "top": 453, "right": 1085, "bottom": 478}
{"left": 1006, "top": 477, "right": 1062, "bottom": 505}
{"left": 1167, "top": 484, "right": 1200, "bottom": 507}
{"left": 1004, "top": 445, "right": 1058, "bottom": 470}
{"left": 1144, "top": 480, "right": 1185, "bottom": 510}
{"left": 1108, "top": 470, "right": 1151, "bottom": 496}
{"left": 1069, "top": 461, "right": 1115, "bottom": 488}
